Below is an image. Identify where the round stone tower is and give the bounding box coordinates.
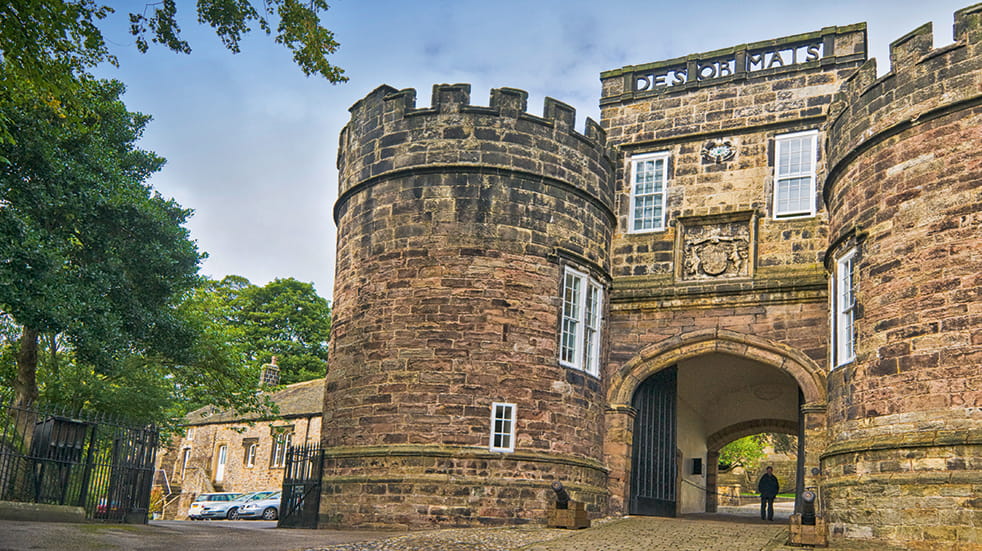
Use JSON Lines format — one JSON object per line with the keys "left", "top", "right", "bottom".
{"left": 323, "top": 84, "right": 614, "bottom": 528}
{"left": 822, "top": 6, "right": 982, "bottom": 549}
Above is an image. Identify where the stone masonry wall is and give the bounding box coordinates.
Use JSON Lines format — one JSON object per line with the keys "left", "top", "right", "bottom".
{"left": 822, "top": 6, "right": 982, "bottom": 549}
{"left": 595, "top": 25, "right": 866, "bottom": 518}
{"left": 600, "top": 25, "right": 865, "bottom": 283}
{"left": 323, "top": 84, "right": 614, "bottom": 528}
{"left": 607, "top": 301, "right": 830, "bottom": 372}
{"left": 598, "top": 24, "right": 864, "bottom": 436}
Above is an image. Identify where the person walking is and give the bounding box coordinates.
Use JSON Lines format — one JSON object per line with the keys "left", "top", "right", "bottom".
{"left": 757, "top": 466, "right": 779, "bottom": 521}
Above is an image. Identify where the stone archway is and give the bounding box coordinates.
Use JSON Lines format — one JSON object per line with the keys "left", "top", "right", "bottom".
{"left": 604, "top": 328, "right": 828, "bottom": 516}
{"left": 706, "top": 419, "right": 799, "bottom": 452}
{"left": 704, "top": 419, "right": 798, "bottom": 513}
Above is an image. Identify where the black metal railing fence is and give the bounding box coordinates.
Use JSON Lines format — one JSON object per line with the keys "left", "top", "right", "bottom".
{"left": 0, "top": 393, "right": 158, "bottom": 523}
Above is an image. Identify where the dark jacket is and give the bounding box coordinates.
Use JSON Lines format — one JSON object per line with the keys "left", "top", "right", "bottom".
{"left": 758, "top": 472, "right": 779, "bottom": 498}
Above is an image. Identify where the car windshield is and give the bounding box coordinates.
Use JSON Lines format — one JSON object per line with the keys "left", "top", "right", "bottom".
{"left": 243, "top": 491, "right": 275, "bottom": 502}
{"left": 244, "top": 493, "right": 280, "bottom": 506}
{"left": 196, "top": 494, "right": 239, "bottom": 502}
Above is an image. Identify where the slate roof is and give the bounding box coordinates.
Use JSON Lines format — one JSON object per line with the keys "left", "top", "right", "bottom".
{"left": 184, "top": 378, "right": 324, "bottom": 426}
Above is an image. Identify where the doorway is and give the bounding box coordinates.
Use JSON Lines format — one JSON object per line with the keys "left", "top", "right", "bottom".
{"left": 629, "top": 365, "right": 677, "bottom": 516}
{"left": 607, "top": 331, "right": 828, "bottom": 519}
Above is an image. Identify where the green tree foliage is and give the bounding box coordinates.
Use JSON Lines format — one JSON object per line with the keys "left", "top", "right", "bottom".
{"left": 200, "top": 276, "right": 331, "bottom": 386}
{"left": 719, "top": 432, "right": 799, "bottom": 490}
{"left": 0, "top": 77, "right": 202, "bottom": 409}
{"left": 718, "top": 435, "right": 767, "bottom": 472}
{"left": 0, "top": 77, "right": 266, "bottom": 426}
{"left": 0, "top": 281, "right": 270, "bottom": 428}
{"left": 0, "top": 0, "right": 346, "bottom": 151}
{"left": 238, "top": 278, "right": 331, "bottom": 385}
{"left": 166, "top": 278, "right": 270, "bottom": 415}
{"left": 0, "top": 0, "right": 346, "bottom": 84}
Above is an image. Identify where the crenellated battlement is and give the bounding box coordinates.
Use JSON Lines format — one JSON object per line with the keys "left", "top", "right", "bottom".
{"left": 832, "top": 6, "right": 981, "bottom": 109}
{"left": 337, "top": 84, "right": 613, "bottom": 211}
{"left": 825, "top": 4, "right": 982, "bottom": 190}
{"left": 345, "top": 83, "right": 606, "bottom": 150}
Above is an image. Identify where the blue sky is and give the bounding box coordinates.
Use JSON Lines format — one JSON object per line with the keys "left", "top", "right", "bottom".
{"left": 94, "top": 0, "right": 972, "bottom": 299}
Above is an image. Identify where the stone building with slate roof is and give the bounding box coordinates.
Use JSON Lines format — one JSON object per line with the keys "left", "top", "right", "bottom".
{"left": 155, "top": 376, "right": 324, "bottom": 519}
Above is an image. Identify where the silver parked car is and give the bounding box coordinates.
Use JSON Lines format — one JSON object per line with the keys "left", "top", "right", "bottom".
{"left": 226, "top": 490, "right": 279, "bottom": 520}
{"left": 187, "top": 492, "right": 243, "bottom": 520}
{"left": 235, "top": 491, "right": 282, "bottom": 520}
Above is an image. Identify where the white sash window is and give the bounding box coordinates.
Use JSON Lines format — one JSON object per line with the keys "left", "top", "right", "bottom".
{"left": 629, "top": 152, "right": 670, "bottom": 232}
{"left": 560, "top": 267, "right": 603, "bottom": 376}
{"left": 774, "top": 131, "right": 818, "bottom": 218}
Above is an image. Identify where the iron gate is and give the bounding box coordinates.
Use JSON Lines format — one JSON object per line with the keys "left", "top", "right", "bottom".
{"left": 0, "top": 396, "right": 158, "bottom": 523}
{"left": 278, "top": 443, "right": 324, "bottom": 528}
{"left": 629, "top": 365, "right": 678, "bottom": 517}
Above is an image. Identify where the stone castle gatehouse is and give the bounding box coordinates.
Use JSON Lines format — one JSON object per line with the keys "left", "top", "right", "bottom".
{"left": 321, "top": 6, "right": 982, "bottom": 549}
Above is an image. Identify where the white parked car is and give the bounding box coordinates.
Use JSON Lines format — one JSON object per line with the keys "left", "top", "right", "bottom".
{"left": 226, "top": 490, "right": 279, "bottom": 520}
{"left": 235, "top": 491, "right": 282, "bottom": 520}
{"left": 187, "top": 492, "right": 243, "bottom": 520}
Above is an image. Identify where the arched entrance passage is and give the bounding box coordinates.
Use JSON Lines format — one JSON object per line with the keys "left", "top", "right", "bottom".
{"left": 604, "top": 329, "right": 827, "bottom": 517}
{"left": 705, "top": 419, "right": 798, "bottom": 514}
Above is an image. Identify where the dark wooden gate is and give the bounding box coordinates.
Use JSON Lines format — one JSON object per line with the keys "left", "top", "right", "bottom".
{"left": 278, "top": 443, "right": 323, "bottom": 529}
{"left": 629, "top": 365, "right": 678, "bottom": 517}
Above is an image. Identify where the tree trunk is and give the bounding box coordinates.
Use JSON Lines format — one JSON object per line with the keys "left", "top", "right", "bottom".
{"left": 13, "top": 326, "right": 39, "bottom": 409}
{"left": 48, "top": 333, "right": 59, "bottom": 376}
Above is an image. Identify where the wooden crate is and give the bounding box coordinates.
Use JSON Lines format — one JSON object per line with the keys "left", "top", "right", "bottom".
{"left": 546, "top": 501, "right": 590, "bottom": 529}
{"left": 789, "top": 514, "right": 828, "bottom": 547}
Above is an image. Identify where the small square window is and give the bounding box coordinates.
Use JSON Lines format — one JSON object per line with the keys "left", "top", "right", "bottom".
{"left": 489, "top": 402, "right": 516, "bottom": 453}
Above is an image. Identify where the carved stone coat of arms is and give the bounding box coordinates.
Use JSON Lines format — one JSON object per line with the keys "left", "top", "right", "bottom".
{"left": 677, "top": 214, "right": 754, "bottom": 280}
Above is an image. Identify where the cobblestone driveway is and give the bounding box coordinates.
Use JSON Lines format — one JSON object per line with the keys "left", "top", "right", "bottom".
{"left": 307, "top": 517, "right": 785, "bottom": 551}
{"left": 0, "top": 515, "right": 912, "bottom": 551}
{"left": 307, "top": 515, "right": 911, "bottom": 551}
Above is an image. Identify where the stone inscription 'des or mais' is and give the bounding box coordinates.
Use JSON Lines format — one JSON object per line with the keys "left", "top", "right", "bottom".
{"left": 635, "top": 41, "right": 823, "bottom": 91}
